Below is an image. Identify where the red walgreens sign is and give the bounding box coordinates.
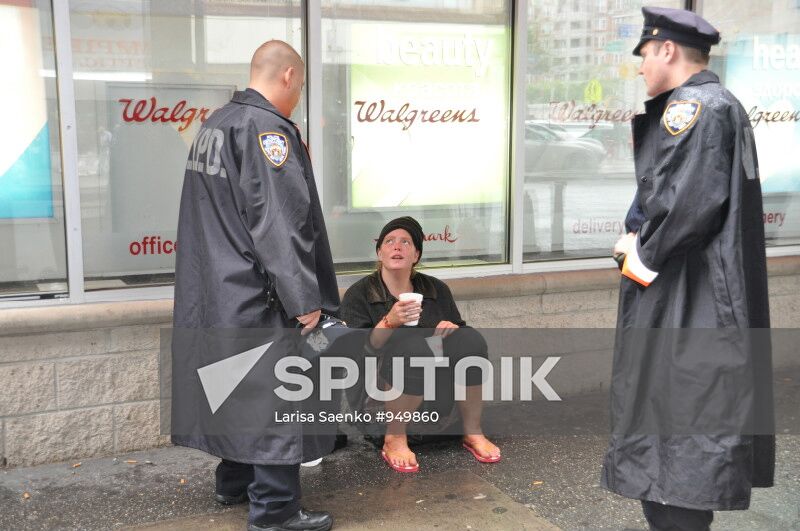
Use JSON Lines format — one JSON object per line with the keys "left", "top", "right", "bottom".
{"left": 118, "top": 97, "right": 215, "bottom": 132}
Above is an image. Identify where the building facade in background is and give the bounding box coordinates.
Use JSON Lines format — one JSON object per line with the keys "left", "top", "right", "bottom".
{"left": 1, "top": 0, "right": 799, "bottom": 304}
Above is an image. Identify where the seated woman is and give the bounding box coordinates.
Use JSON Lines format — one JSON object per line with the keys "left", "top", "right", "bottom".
{"left": 340, "top": 216, "right": 501, "bottom": 473}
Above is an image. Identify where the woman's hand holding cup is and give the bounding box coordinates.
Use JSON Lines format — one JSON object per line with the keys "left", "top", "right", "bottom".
{"left": 390, "top": 294, "right": 423, "bottom": 326}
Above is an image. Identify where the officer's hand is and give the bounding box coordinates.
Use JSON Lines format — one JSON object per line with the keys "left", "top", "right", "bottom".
{"left": 613, "top": 232, "right": 636, "bottom": 258}
{"left": 296, "top": 309, "right": 321, "bottom": 335}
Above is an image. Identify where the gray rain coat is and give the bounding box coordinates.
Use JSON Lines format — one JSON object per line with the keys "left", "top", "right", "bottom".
{"left": 172, "top": 89, "right": 340, "bottom": 465}
{"left": 601, "top": 71, "right": 775, "bottom": 510}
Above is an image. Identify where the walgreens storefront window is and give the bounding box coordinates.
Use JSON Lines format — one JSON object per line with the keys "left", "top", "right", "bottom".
{"left": 70, "top": 0, "right": 303, "bottom": 291}
{"left": 700, "top": 0, "right": 800, "bottom": 246}
{"left": 320, "top": 0, "right": 513, "bottom": 273}
{"left": 523, "top": 0, "right": 800, "bottom": 264}
{"left": 523, "top": 0, "right": 683, "bottom": 262}
{"left": 0, "top": 1, "right": 67, "bottom": 299}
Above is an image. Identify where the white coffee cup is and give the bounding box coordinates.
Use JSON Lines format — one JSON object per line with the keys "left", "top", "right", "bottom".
{"left": 398, "top": 292, "right": 423, "bottom": 326}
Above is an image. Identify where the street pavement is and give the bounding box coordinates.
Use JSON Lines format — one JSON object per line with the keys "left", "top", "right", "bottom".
{"left": 1, "top": 374, "right": 798, "bottom": 530}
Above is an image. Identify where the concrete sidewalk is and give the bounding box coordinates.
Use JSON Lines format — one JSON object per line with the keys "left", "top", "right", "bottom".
{"left": 130, "top": 467, "right": 559, "bottom": 531}
{"left": 1, "top": 433, "right": 798, "bottom": 531}
{"left": 0, "top": 440, "right": 561, "bottom": 531}
{"left": 2, "top": 372, "right": 799, "bottom": 530}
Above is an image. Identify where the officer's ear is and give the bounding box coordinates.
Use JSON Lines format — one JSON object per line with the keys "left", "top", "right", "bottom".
{"left": 283, "top": 66, "right": 295, "bottom": 88}
{"left": 285, "top": 66, "right": 305, "bottom": 94}
{"left": 662, "top": 40, "right": 677, "bottom": 63}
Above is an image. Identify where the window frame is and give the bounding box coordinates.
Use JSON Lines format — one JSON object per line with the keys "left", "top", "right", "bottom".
{"left": 1, "top": 0, "right": 798, "bottom": 309}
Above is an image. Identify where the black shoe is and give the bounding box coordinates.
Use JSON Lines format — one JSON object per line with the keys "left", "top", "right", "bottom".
{"left": 333, "top": 432, "right": 348, "bottom": 452}
{"left": 248, "top": 508, "right": 333, "bottom": 531}
{"left": 214, "top": 491, "right": 248, "bottom": 505}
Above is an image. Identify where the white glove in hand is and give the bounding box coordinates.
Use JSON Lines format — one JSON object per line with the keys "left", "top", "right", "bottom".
{"left": 613, "top": 232, "right": 637, "bottom": 257}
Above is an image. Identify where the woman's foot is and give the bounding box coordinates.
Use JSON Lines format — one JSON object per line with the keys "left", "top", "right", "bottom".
{"left": 382, "top": 434, "right": 418, "bottom": 472}
{"left": 463, "top": 434, "right": 501, "bottom": 463}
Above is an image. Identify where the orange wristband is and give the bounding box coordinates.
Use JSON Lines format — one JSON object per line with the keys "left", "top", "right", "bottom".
{"left": 381, "top": 314, "right": 396, "bottom": 329}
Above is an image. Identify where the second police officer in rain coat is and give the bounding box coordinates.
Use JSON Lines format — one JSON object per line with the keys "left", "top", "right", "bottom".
{"left": 605, "top": 8, "right": 775, "bottom": 530}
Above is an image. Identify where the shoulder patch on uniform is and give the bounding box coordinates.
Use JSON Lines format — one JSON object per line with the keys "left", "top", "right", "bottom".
{"left": 258, "top": 132, "right": 289, "bottom": 167}
{"left": 663, "top": 100, "right": 701, "bottom": 136}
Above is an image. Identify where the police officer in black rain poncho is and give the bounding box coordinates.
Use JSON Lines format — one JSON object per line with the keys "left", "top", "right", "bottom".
{"left": 172, "top": 41, "right": 339, "bottom": 531}
{"left": 604, "top": 8, "right": 775, "bottom": 530}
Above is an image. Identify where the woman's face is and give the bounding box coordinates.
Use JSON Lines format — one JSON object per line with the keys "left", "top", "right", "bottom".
{"left": 377, "top": 228, "right": 420, "bottom": 272}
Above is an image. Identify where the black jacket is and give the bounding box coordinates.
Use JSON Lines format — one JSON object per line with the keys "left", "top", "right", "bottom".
{"left": 340, "top": 271, "right": 465, "bottom": 329}
{"left": 174, "top": 89, "right": 339, "bottom": 326}
{"left": 601, "top": 71, "right": 774, "bottom": 510}
{"left": 171, "top": 89, "right": 340, "bottom": 464}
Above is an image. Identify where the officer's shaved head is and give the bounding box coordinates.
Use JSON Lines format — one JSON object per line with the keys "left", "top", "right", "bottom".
{"left": 248, "top": 40, "right": 305, "bottom": 117}
{"left": 250, "top": 40, "right": 304, "bottom": 83}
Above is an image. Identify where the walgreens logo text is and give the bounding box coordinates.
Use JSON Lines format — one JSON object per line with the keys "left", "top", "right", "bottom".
{"left": 118, "top": 98, "right": 215, "bottom": 132}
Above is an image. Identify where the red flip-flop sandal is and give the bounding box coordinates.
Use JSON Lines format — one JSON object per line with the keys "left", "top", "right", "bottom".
{"left": 462, "top": 442, "right": 501, "bottom": 463}
{"left": 381, "top": 450, "right": 419, "bottom": 473}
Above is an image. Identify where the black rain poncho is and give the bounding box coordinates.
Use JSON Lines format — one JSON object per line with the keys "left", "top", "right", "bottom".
{"left": 172, "top": 89, "right": 340, "bottom": 465}
{"left": 601, "top": 71, "right": 775, "bottom": 511}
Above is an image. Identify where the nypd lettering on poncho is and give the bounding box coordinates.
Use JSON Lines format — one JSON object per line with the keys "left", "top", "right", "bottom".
{"left": 259, "top": 132, "right": 289, "bottom": 167}
{"left": 663, "top": 100, "right": 701, "bottom": 135}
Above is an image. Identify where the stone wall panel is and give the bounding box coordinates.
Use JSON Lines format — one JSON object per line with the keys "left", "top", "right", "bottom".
{"left": 5, "top": 408, "right": 113, "bottom": 467}
{"left": 0, "top": 363, "right": 56, "bottom": 416}
{"left": 57, "top": 351, "right": 158, "bottom": 408}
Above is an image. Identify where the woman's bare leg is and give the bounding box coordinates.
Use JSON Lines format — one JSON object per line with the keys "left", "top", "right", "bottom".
{"left": 458, "top": 384, "right": 501, "bottom": 459}
{"left": 382, "top": 392, "right": 424, "bottom": 468}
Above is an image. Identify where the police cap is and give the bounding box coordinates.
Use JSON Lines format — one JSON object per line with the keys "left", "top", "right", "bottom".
{"left": 633, "top": 7, "right": 720, "bottom": 56}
